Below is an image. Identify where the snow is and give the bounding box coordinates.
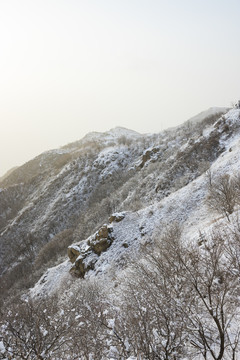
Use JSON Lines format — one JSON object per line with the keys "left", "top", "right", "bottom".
{"left": 69, "top": 245, "right": 80, "bottom": 252}
{"left": 29, "top": 260, "right": 73, "bottom": 298}
{"left": 30, "top": 161, "right": 218, "bottom": 296}
{"left": 0, "top": 341, "right": 6, "bottom": 353}
{"left": 83, "top": 126, "right": 142, "bottom": 142}
{"left": 67, "top": 126, "right": 144, "bottom": 150}
{"left": 28, "top": 108, "right": 240, "bottom": 300}
{"left": 93, "top": 146, "right": 130, "bottom": 180}
{"left": 2, "top": 108, "right": 240, "bottom": 360}
{"left": 108, "top": 126, "right": 142, "bottom": 137}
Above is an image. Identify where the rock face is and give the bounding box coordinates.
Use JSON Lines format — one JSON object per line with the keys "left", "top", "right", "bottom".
{"left": 67, "top": 245, "right": 81, "bottom": 263}
{"left": 109, "top": 212, "right": 125, "bottom": 223}
{"left": 70, "top": 252, "right": 97, "bottom": 278}
{"left": 88, "top": 237, "right": 111, "bottom": 256}
{"left": 68, "top": 224, "right": 114, "bottom": 277}
{"left": 235, "top": 100, "right": 240, "bottom": 109}
{"left": 138, "top": 147, "right": 160, "bottom": 169}
{"left": 0, "top": 107, "right": 231, "bottom": 294}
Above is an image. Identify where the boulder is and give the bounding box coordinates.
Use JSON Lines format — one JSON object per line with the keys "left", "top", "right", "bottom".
{"left": 89, "top": 237, "right": 112, "bottom": 256}
{"left": 68, "top": 224, "right": 114, "bottom": 277}
{"left": 87, "top": 224, "right": 114, "bottom": 255}
{"left": 138, "top": 147, "right": 160, "bottom": 169}
{"left": 67, "top": 245, "right": 80, "bottom": 263}
{"left": 70, "top": 255, "right": 85, "bottom": 277}
{"left": 109, "top": 212, "right": 125, "bottom": 223}
{"left": 70, "top": 253, "right": 97, "bottom": 278}
{"left": 95, "top": 224, "right": 109, "bottom": 240}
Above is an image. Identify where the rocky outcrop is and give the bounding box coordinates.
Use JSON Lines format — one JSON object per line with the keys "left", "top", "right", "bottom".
{"left": 109, "top": 212, "right": 125, "bottom": 223}
{"left": 234, "top": 100, "right": 240, "bottom": 109}
{"left": 67, "top": 245, "right": 81, "bottom": 263}
{"left": 138, "top": 147, "right": 160, "bottom": 169}
{"left": 88, "top": 237, "right": 112, "bottom": 256}
{"left": 68, "top": 224, "right": 114, "bottom": 277}
{"left": 70, "top": 252, "right": 98, "bottom": 278}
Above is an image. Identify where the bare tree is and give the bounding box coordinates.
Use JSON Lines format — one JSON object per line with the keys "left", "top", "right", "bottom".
{"left": 112, "top": 225, "right": 190, "bottom": 360}
{"left": 0, "top": 296, "right": 74, "bottom": 360}
{"left": 114, "top": 223, "right": 240, "bottom": 360}
{"left": 179, "top": 231, "right": 240, "bottom": 360}
{"left": 206, "top": 174, "right": 237, "bottom": 221}
{"left": 66, "top": 280, "right": 110, "bottom": 360}
{"left": 2, "top": 221, "right": 239, "bottom": 360}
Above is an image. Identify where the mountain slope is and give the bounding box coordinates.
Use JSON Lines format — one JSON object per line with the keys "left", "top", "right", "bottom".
{"left": 0, "top": 106, "right": 231, "bottom": 296}
{"left": 30, "top": 107, "right": 240, "bottom": 296}
{"left": 1, "top": 106, "right": 240, "bottom": 360}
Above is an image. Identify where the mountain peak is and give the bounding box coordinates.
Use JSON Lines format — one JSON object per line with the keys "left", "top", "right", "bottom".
{"left": 107, "top": 126, "right": 142, "bottom": 137}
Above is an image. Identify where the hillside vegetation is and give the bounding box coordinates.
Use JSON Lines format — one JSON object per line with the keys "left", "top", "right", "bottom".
{"left": 1, "top": 106, "right": 240, "bottom": 359}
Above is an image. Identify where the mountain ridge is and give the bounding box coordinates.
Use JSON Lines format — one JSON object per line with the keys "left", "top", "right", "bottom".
{"left": 29, "top": 107, "right": 240, "bottom": 296}
{"left": 1, "top": 105, "right": 240, "bottom": 359}
{"left": 0, "top": 106, "right": 232, "bottom": 283}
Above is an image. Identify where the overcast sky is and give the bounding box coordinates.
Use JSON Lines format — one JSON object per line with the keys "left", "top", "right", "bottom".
{"left": 1, "top": 0, "right": 240, "bottom": 176}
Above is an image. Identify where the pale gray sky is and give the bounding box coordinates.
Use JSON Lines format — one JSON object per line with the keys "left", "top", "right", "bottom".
{"left": 1, "top": 0, "right": 240, "bottom": 176}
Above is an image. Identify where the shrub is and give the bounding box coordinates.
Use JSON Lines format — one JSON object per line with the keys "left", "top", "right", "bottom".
{"left": 206, "top": 173, "right": 238, "bottom": 221}
{"left": 34, "top": 229, "right": 73, "bottom": 269}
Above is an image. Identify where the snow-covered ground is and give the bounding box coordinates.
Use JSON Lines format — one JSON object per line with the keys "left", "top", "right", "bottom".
{"left": 30, "top": 108, "right": 240, "bottom": 298}
{"left": 2, "top": 107, "right": 240, "bottom": 360}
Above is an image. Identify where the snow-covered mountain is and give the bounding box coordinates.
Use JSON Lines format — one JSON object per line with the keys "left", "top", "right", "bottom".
{"left": 28, "top": 106, "right": 240, "bottom": 294}
{"left": 0, "top": 108, "right": 226, "bottom": 278}
{"left": 1, "top": 106, "right": 240, "bottom": 360}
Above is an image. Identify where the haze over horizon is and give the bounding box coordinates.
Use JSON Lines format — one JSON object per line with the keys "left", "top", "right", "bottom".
{"left": 1, "top": 0, "right": 240, "bottom": 177}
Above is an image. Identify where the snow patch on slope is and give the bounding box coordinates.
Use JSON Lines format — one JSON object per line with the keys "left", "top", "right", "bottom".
{"left": 30, "top": 260, "right": 73, "bottom": 298}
